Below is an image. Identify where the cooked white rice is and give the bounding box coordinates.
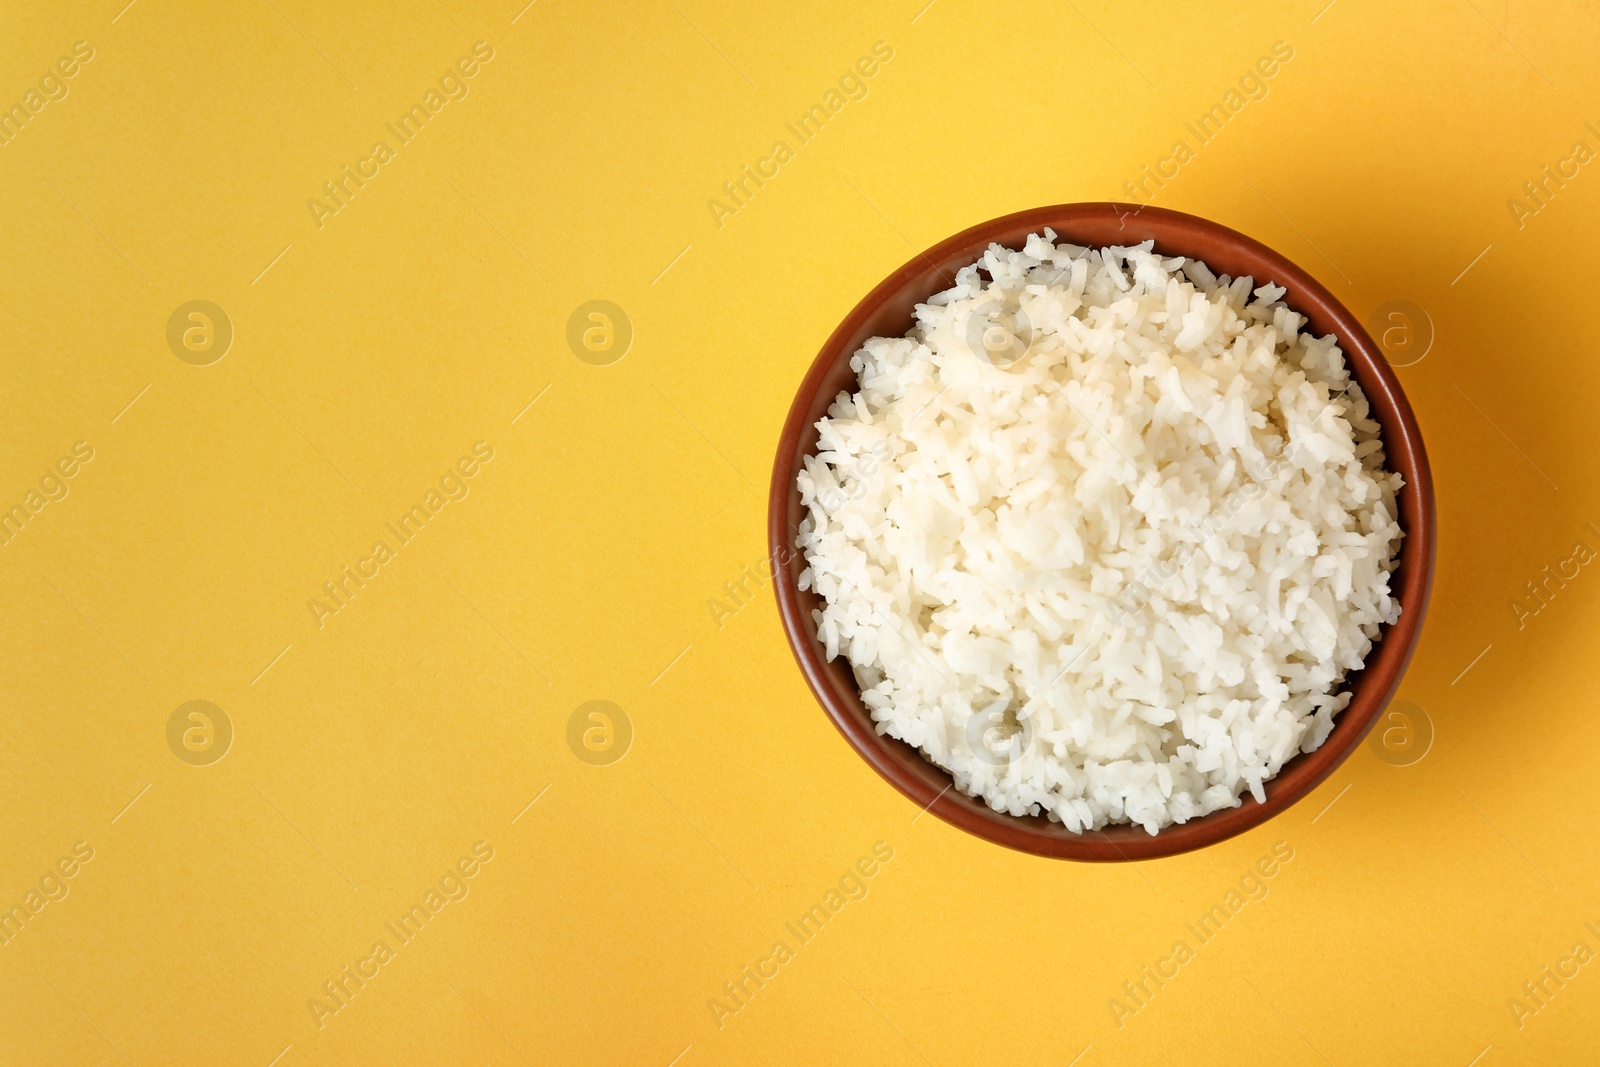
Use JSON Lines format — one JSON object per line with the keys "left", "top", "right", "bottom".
{"left": 796, "top": 230, "right": 1403, "bottom": 835}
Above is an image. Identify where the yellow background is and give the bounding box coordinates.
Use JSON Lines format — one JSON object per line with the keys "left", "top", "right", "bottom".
{"left": 2, "top": 0, "right": 1597, "bottom": 1062}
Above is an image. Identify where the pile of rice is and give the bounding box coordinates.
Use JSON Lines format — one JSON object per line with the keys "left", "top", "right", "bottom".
{"left": 796, "top": 231, "right": 1404, "bottom": 835}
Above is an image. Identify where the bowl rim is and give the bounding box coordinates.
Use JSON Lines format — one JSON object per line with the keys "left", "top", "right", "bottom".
{"left": 768, "top": 202, "right": 1436, "bottom": 861}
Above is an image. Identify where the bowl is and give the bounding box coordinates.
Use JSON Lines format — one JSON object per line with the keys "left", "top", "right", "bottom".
{"left": 768, "top": 202, "right": 1436, "bottom": 861}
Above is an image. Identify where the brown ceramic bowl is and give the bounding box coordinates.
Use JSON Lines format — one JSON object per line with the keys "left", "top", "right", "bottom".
{"left": 769, "top": 203, "right": 1436, "bottom": 861}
